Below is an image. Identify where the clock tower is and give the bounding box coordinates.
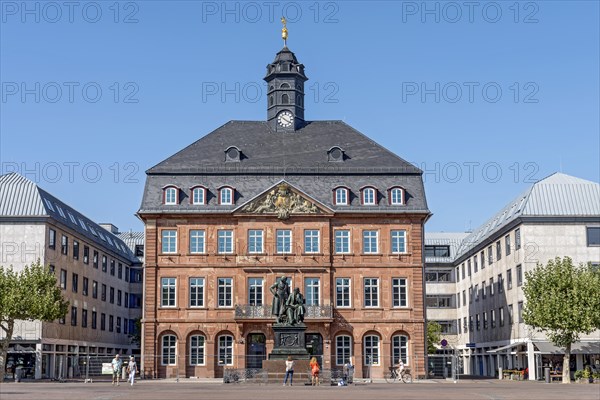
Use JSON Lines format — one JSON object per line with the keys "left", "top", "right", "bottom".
{"left": 264, "top": 19, "right": 308, "bottom": 132}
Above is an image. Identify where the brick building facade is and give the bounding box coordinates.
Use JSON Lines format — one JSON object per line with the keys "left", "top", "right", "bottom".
{"left": 138, "top": 42, "right": 430, "bottom": 379}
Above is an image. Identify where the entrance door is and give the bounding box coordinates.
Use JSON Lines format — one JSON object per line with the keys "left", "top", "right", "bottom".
{"left": 305, "top": 333, "right": 323, "bottom": 365}
{"left": 246, "top": 334, "right": 266, "bottom": 369}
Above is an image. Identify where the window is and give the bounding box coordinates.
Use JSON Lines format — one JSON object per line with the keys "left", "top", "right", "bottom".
{"left": 508, "top": 304, "right": 514, "bottom": 324}
{"left": 164, "top": 187, "right": 178, "bottom": 205}
{"left": 124, "top": 318, "right": 128, "bottom": 335}
{"left": 362, "top": 230, "right": 378, "bottom": 254}
{"left": 461, "top": 263, "right": 465, "bottom": 279}
{"left": 467, "top": 260, "right": 471, "bottom": 276}
{"left": 518, "top": 301, "right": 524, "bottom": 323}
{"left": 456, "top": 292, "right": 460, "bottom": 308}
{"left": 336, "top": 278, "right": 351, "bottom": 307}
{"left": 49, "top": 229, "right": 56, "bottom": 249}
{"left": 336, "top": 335, "right": 352, "bottom": 365}
{"left": 456, "top": 266, "right": 460, "bottom": 282}
{"left": 426, "top": 295, "right": 452, "bottom": 308}
{"left": 276, "top": 230, "right": 292, "bottom": 254}
{"left": 468, "top": 286, "right": 473, "bottom": 304}
{"left": 476, "top": 313, "right": 480, "bottom": 330}
{"left": 392, "top": 335, "right": 408, "bottom": 365}
{"left": 93, "top": 251, "right": 99, "bottom": 269}
{"left": 497, "top": 273, "right": 504, "bottom": 293}
{"left": 489, "top": 277, "right": 494, "bottom": 296}
{"left": 91, "top": 311, "right": 97, "bottom": 329}
{"left": 391, "top": 230, "right": 407, "bottom": 254}
{"left": 161, "top": 278, "right": 176, "bottom": 307}
{"left": 305, "top": 278, "right": 320, "bottom": 306}
{"left": 218, "top": 278, "right": 233, "bottom": 307}
{"left": 162, "top": 335, "right": 177, "bottom": 365}
{"left": 334, "top": 187, "right": 348, "bottom": 205}
{"left": 110, "top": 315, "right": 115, "bottom": 332}
{"left": 425, "top": 245, "right": 450, "bottom": 257}
{"left": 135, "top": 245, "right": 144, "bottom": 257}
{"left": 496, "top": 241, "right": 502, "bottom": 261}
{"left": 363, "top": 335, "right": 380, "bottom": 365}
{"left": 218, "top": 335, "right": 233, "bottom": 365}
{"left": 109, "top": 287, "right": 114, "bottom": 304}
{"left": 491, "top": 309, "right": 496, "bottom": 328}
{"left": 190, "top": 278, "right": 205, "bottom": 307}
{"left": 482, "top": 281, "right": 487, "bottom": 298}
{"left": 60, "top": 269, "right": 67, "bottom": 290}
{"left": 187, "top": 230, "right": 205, "bottom": 254}
{"left": 505, "top": 235, "right": 511, "bottom": 255}
{"left": 116, "top": 317, "right": 121, "bottom": 334}
{"left": 480, "top": 251, "right": 485, "bottom": 270}
{"left": 516, "top": 264, "right": 523, "bottom": 286}
{"left": 364, "top": 278, "right": 379, "bottom": 307}
{"left": 248, "top": 230, "right": 263, "bottom": 254}
{"left": 469, "top": 316, "right": 474, "bottom": 331}
{"left": 73, "top": 241, "right": 79, "bottom": 260}
{"left": 515, "top": 228, "right": 521, "bottom": 250}
{"left": 507, "top": 269, "right": 513, "bottom": 289}
{"left": 100, "top": 313, "right": 106, "bottom": 330}
{"left": 487, "top": 245, "right": 493, "bottom": 265}
{"left": 474, "top": 284, "right": 479, "bottom": 301}
{"left": 61, "top": 235, "right": 68, "bottom": 255}
{"left": 162, "top": 230, "right": 177, "bottom": 254}
{"left": 192, "top": 187, "right": 206, "bottom": 205}
{"left": 304, "top": 230, "right": 319, "bottom": 253}
{"left": 390, "top": 187, "right": 404, "bottom": 205}
{"left": 102, "top": 255, "right": 107, "bottom": 272}
{"left": 462, "top": 290, "right": 466, "bottom": 305}
{"left": 189, "top": 335, "right": 205, "bottom": 365}
{"left": 117, "top": 290, "right": 122, "bottom": 306}
{"left": 587, "top": 227, "right": 600, "bottom": 246}
{"left": 83, "top": 246, "right": 89, "bottom": 264}
{"left": 101, "top": 284, "right": 107, "bottom": 301}
{"left": 248, "top": 278, "right": 263, "bottom": 306}
{"left": 473, "top": 256, "right": 478, "bottom": 272}
{"left": 483, "top": 311, "right": 488, "bottom": 329}
{"left": 362, "top": 187, "right": 376, "bottom": 205}
{"left": 92, "top": 281, "right": 98, "bottom": 299}
{"left": 458, "top": 319, "right": 462, "bottom": 334}
{"left": 335, "top": 230, "right": 350, "bottom": 254}
{"left": 125, "top": 291, "right": 129, "bottom": 308}
{"left": 71, "top": 273, "right": 78, "bottom": 293}
{"left": 110, "top": 260, "right": 115, "bottom": 276}
{"left": 425, "top": 271, "right": 451, "bottom": 282}
{"left": 499, "top": 307, "right": 505, "bottom": 327}
{"left": 125, "top": 267, "right": 130, "bottom": 282}
{"left": 217, "top": 230, "right": 233, "bottom": 254}
{"left": 82, "top": 277, "right": 88, "bottom": 296}
{"left": 392, "top": 278, "right": 408, "bottom": 307}
{"left": 71, "top": 306, "right": 77, "bottom": 326}
{"left": 219, "top": 187, "right": 233, "bottom": 205}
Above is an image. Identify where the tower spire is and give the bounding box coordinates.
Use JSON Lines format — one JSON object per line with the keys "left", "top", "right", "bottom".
{"left": 281, "top": 17, "right": 288, "bottom": 46}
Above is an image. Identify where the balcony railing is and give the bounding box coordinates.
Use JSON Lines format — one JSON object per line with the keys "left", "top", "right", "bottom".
{"left": 234, "top": 304, "right": 333, "bottom": 320}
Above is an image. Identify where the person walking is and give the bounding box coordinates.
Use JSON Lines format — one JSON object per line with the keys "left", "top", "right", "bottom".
{"left": 127, "top": 356, "right": 137, "bottom": 386}
{"left": 310, "top": 357, "right": 320, "bottom": 386}
{"left": 111, "top": 354, "right": 123, "bottom": 386}
{"left": 283, "top": 356, "right": 294, "bottom": 386}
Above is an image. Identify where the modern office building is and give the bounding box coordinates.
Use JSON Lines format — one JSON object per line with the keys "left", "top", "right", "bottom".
{"left": 0, "top": 172, "right": 142, "bottom": 379}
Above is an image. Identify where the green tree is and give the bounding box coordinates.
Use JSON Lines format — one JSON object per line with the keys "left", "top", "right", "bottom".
{"left": 427, "top": 321, "right": 442, "bottom": 354}
{"left": 0, "top": 261, "right": 69, "bottom": 381}
{"left": 522, "top": 257, "right": 600, "bottom": 383}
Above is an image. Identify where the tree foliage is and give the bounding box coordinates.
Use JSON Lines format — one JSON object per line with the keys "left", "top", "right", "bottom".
{"left": 522, "top": 256, "right": 600, "bottom": 383}
{"left": 0, "top": 261, "right": 69, "bottom": 381}
{"left": 427, "top": 321, "right": 442, "bottom": 354}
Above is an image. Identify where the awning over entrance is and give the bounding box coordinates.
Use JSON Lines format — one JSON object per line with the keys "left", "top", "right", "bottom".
{"left": 534, "top": 341, "right": 600, "bottom": 355}
{"left": 487, "top": 342, "right": 527, "bottom": 353}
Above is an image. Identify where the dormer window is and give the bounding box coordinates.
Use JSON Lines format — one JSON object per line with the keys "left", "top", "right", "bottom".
{"left": 191, "top": 186, "right": 207, "bottom": 205}
{"left": 361, "top": 187, "right": 377, "bottom": 205}
{"left": 333, "top": 187, "right": 349, "bottom": 206}
{"left": 163, "top": 186, "right": 179, "bottom": 205}
{"left": 219, "top": 187, "right": 234, "bottom": 205}
{"left": 327, "top": 146, "right": 345, "bottom": 162}
{"left": 389, "top": 187, "right": 405, "bottom": 205}
{"left": 224, "top": 146, "right": 241, "bottom": 162}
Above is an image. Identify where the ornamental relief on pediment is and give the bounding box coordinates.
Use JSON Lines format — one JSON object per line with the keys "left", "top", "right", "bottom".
{"left": 240, "top": 183, "right": 322, "bottom": 220}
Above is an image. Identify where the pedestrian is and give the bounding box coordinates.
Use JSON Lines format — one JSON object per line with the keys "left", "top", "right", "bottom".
{"left": 343, "top": 358, "right": 354, "bottom": 383}
{"left": 111, "top": 354, "right": 123, "bottom": 386}
{"left": 283, "top": 355, "right": 294, "bottom": 386}
{"left": 309, "top": 357, "right": 320, "bottom": 386}
{"left": 127, "top": 356, "right": 137, "bottom": 386}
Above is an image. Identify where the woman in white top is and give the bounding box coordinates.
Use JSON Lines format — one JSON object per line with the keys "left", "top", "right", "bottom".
{"left": 127, "top": 356, "right": 137, "bottom": 386}
{"left": 283, "top": 355, "right": 294, "bottom": 386}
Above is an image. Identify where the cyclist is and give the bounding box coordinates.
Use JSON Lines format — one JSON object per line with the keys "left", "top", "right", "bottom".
{"left": 396, "top": 360, "right": 405, "bottom": 378}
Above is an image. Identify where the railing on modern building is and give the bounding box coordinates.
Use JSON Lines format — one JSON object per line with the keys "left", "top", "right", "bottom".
{"left": 234, "top": 305, "right": 333, "bottom": 319}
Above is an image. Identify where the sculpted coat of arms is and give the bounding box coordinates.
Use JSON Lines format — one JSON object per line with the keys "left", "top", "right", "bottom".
{"left": 241, "top": 183, "right": 320, "bottom": 220}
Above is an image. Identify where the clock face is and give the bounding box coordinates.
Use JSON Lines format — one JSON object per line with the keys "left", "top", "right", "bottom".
{"left": 277, "top": 111, "right": 294, "bottom": 128}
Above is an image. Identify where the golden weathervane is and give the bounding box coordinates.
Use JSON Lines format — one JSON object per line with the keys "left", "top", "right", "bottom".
{"left": 281, "top": 16, "right": 288, "bottom": 46}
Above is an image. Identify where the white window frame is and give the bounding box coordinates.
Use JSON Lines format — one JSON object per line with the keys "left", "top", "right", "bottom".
{"left": 276, "top": 229, "right": 292, "bottom": 254}
{"left": 362, "top": 230, "right": 379, "bottom": 254}
{"left": 335, "top": 230, "right": 351, "bottom": 254}
{"left": 391, "top": 230, "right": 407, "bottom": 254}
{"left": 390, "top": 187, "right": 404, "bottom": 205}
{"left": 362, "top": 188, "right": 376, "bottom": 205}
{"left": 192, "top": 187, "right": 206, "bottom": 205}
{"left": 189, "top": 277, "right": 205, "bottom": 308}
{"left": 364, "top": 278, "right": 379, "bottom": 308}
{"left": 304, "top": 230, "right": 320, "bottom": 253}
{"left": 189, "top": 230, "right": 205, "bottom": 254}
{"left": 218, "top": 335, "right": 234, "bottom": 366}
{"left": 392, "top": 278, "right": 408, "bottom": 308}
{"left": 189, "top": 335, "right": 206, "bottom": 366}
{"left": 336, "top": 335, "right": 352, "bottom": 366}
{"left": 335, "top": 188, "right": 348, "bottom": 205}
{"left": 164, "top": 187, "right": 178, "bottom": 205}
{"left": 363, "top": 335, "right": 380, "bottom": 366}
{"left": 217, "top": 230, "right": 234, "bottom": 254}
{"left": 162, "top": 230, "right": 177, "bottom": 254}
{"left": 217, "top": 277, "right": 233, "bottom": 308}
{"left": 392, "top": 335, "right": 409, "bottom": 365}
{"left": 335, "top": 277, "right": 351, "bottom": 308}
{"left": 248, "top": 230, "right": 264, "bottom": 254}
{"left": 161, "top": 334, "right": 177, "bottom": 365}
{"left": 220, "top": 188, "right": 233, "bottom": 205}
{"left": 248, "top": 277, "right": 263, "bottom": 306}
{"left": 304, "top": 277, "right": 320, "bottom": 306}
{"left": 161, "top": 277, "right": 176, "bottom": 307}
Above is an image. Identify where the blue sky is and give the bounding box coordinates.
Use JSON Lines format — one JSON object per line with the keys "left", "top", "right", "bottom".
{"left": 1, "top": 1, "right": 598, "bottom": 233}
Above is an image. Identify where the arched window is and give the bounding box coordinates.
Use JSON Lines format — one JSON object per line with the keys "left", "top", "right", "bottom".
{"left": 191, "top": 187, "right": 206, "bottom": 205}
{"left": 390, "top": 187, "right": 404, "bottom": 205}
{"left": 335, "top": 335, "right": 352, "bottom": 366}
{"left": 392, "top": 334, "right": 409, "bottom": 365}
{"left": 218, "top": 334, "right": 234, "bottom": 365}
{"left": 362, "top": 187, "right": 376, "bottom": 205}
{"left": 219, "top": 187, "right": 234, "bottom": 205}
{"left": 363, "top": 335, "right": 380, "bottom": 366}
{"left": 162, "top": 334, "right": 177, "bottom": 365}
{"left": 280, "top": 83, "right": 290, "bottom": 89}
{"left": 164, "top": 187, "right": 178, "bottom": 205}
{"left": 269, "top": 96, "right": 273, "bottom": 106}
{"left": 334, "top": 187, "right": 349, "bottom": 205}
{"left": 281, "top": 94, "right": 289, "bottom": 104}
{"left": 189, "top": 335, "right": 206, "bottom": 365}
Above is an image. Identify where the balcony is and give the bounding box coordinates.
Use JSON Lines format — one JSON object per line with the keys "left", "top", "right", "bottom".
{"left": 234, "top": 304, "right": 333, "bottom": 320}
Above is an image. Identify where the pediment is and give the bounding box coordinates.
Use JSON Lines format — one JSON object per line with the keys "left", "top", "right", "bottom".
{"left": 235, "top": 181, "right": 331, "bottom": 220}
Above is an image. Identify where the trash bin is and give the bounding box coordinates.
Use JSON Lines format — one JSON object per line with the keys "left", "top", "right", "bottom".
{"left": 544, "top": 367, "right": 550, "bottom": 383}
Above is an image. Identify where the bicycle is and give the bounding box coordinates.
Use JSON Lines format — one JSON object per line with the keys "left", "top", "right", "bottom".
{"left": 385, "top": 367, "right": 412, "bottom": 383}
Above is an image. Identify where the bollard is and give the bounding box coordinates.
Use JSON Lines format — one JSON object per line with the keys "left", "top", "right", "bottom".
{"left": 499, "top": 367, "right": 503, "bottom": 380}
{"left": 544, "top": 367, "right": 550, "bottom": 383}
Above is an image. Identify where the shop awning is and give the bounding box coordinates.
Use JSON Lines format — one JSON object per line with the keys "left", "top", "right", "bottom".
{"left": 487, "top": 342, "right": 527, "bottom": 353}
{"left": 534, "top": 341, "right": 600, "bottom": 355}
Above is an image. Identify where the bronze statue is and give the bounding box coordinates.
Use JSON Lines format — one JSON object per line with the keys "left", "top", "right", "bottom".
{"left": 270, "top": 276, "right": 290, "bottom": 321}
{"left": 285, "top": 288, "right": 305, "bottom": 325}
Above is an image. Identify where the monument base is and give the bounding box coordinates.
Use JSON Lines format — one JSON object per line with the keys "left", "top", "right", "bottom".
{"left": 269, "top": 324, "right": 310, "bottom": 360}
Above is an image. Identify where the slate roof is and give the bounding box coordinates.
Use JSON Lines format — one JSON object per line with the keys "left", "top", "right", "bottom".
{"left": 0, "top": 172, "right": 137, "bottom": 262}
{"left": 140, "top": 120, "right": 428, "bottom": 215}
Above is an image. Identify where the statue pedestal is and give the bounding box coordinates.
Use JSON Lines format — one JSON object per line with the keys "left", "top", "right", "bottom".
{"left": 269, "top": 324, "right": 310, "bottom": 360}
